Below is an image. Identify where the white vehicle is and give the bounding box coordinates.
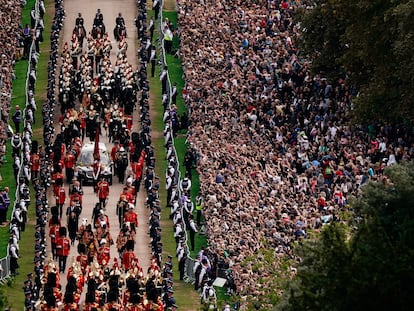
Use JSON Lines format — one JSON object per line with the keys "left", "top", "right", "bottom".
{"left": 76, "top": 142, "right": 113, "bottom": 184}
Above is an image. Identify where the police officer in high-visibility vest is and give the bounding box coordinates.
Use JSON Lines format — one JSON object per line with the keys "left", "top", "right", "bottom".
{"left": 164, "top": 25, "right": 173, "bottom": 54}
{"left": 195, "top": 194, "right": 203, "bottom": 227}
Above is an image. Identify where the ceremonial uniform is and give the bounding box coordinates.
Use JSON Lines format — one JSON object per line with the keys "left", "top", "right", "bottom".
{"left": 97, "top": 244, "right": 111, "bottom": 266}
{"left": 56, "top": 185, "right": 66, "bottom": 218}
{"left": 49, "top": 223, "right": 60, "bottom": 260}
{"left": 122, "top": 250, "right": 137, "bottom": 271}
{"left": 124, "top": 208, "right": 138, "bottom": 231}
{"left": 97, "top": 178, "right": 110, "bottom": 209}
{"left": 64, "top": 152, "right": 76, "bottom": 183}
{"left": 56, "top": 236, "right": 70, "bottom": 272}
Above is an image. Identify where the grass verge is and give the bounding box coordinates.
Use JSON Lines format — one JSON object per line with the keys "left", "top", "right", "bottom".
{"left": 147, "top": 4, "right": 207, "bottom": 309}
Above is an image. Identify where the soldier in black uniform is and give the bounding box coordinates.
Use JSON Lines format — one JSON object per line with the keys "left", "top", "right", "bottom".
{"left": 24, "top": 289, "right": 34, "bottom": 310}
{"left": 116, "top": 12, "right": 125, "bottom": 28}
{"left": 33, "top": 259, "right": 43, "bottom": 298}
{"left": 94, "top": 9, "right": 104, "bottom": 28}
{"left": 115, "top": 147, "right": 128, "bottom": 183}
{"left": 150, "top": 226, "right": 162, "bottom": 252}
{"left": 23, "top": 274, "right": 33, "bottom": 295}
{"left": 75, "top": 13, "right": 84, "bottom": 27}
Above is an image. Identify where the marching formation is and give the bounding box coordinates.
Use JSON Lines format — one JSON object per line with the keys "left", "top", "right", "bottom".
{"left": 18, "top": 0, "right": 177, "bottom": 309}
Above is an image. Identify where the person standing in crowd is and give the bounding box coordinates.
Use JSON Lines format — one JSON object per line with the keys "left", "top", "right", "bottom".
{"left": 0, "top": 187, "right": 10, "bottom": 225}
{"left": 67, "top": 210, "right": 79, "bottom": 245}
{"left": 13, "top": 154, "right": 21, "bottom": 185}
{"left": 171, "top": 82, "right": 177, "bottom": 105}
{"left": 11, "top": 132, "right": 22, "bottom": 155}
{"left": 124, "top": 204, "right": 138, "bottom": 232}
{"left": 23, "top": 23, "right": 32, "bottom": 60}
{"left": 195, "top": 193, "right": 203, "bottom": 227}
{"left": 30, "top": 6, "right": 36, "bottom": 28}
{"left": 150, "top": 45, "right": 156, "bottom": 78}
{"left": 149, "top": 17, "right": 155, "bottom": 41}
{"left": 180, "top": 175, "right": 191, "bottom": 194}
{"left": 9, "top": 237, "right": 19, "bottom": 276}
{"left": 12, "top": 105, "right": 22, "bottom": 133}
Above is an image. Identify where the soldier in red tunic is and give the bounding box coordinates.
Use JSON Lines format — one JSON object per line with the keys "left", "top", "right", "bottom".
{"left": 52, "top": 169, "right": 64, "bottom": 198}
{"left": 30, "top": 152, "right": 40, "bottom": 179}
{"left": 122, "top": 240, "right": 137, "bottom": 271}
{"left": 97, "top": 177, "right": 110, "bottom": 209}
{"left": 124, "top": 204, "right": 138, "bottom": 232}
{"left": 97, "top": 238, "right": 111, "bottom": 266}
{"left": 49, "top": 215, "right": 61, "bottom": 260}
{"left": 56, "top": 227, "right": 71, "bottom": 273}
{"left": 76, "top": 243, "right": 89, "bottom": 275}
{"left": 55, "top": 184, "right": 66, "bottom": 218}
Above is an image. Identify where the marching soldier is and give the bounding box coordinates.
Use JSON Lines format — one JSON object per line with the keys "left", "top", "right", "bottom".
{"left": 55, "top": 184, "right": 66, "bottom": 219}
{"left": 97, "top": 177, "right": 110, "bottom": 210}
{"left": 115, "top": 146, "right": 128, "bottom": 183}
{"left": 116, "top": 194, "right": 129, "bottom": 228}
{"left": 124, "top": 203, "right": 138, "bottom": 232}
{"left": 64, "top": 149, "right": 76, "bottom": 183}
{"left": 97, "top": 238, "right": 111, "bottom": 266}
{"left": 56, "top": 227, "right": 71, "bottom": 273}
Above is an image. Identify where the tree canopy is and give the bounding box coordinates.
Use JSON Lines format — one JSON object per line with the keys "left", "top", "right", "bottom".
{"left": 277, "top": 162, "right": 414, "bottom": 311}
{"left": 297, "top": 0, "right": 414, "bottom": 122}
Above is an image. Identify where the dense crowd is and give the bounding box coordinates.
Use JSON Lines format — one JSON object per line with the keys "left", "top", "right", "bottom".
{"left": 174, "top": 0, "right": 414, "bottom": 301}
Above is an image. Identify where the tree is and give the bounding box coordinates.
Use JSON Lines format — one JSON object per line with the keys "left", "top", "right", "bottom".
{"left": 297, "top": 0, "right": 414, "bottom": 122}
{"left": 277, "top": 162, "right": 414, "bottom": 311}
{"left": 277, "top": 223, "right": 351, "bottom": 311}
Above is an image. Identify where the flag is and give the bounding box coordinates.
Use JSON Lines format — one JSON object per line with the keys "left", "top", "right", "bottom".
{"left": 93, "top": 125, "right": 100, "bottom": 162}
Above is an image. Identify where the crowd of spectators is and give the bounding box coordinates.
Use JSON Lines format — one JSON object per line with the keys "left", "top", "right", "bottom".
{"left": 0, "top": 0, "right": 24, "bottom": 165}
{"left": 173, "top": 0, "right": 414, "bottom": 302}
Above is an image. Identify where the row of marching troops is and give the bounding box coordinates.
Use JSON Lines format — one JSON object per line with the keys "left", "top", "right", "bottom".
{"left": 27, "top": 1, "right": 179, "bottom": 310}
{"left": 58, "top": 13, "right": 136, "bottom": 146}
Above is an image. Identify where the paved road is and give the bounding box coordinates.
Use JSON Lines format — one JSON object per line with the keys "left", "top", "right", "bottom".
{"left": 46, "top": 0, "right": 151, "bottom": 299}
